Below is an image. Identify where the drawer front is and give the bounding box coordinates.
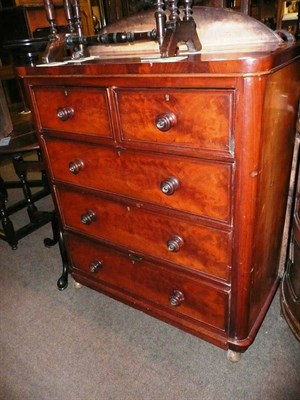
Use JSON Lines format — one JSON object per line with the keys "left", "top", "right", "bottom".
{"left": 115, "top": 89, "right": 234, "bottom": 154}
{"left": 46, "top": 139, "right": 232, "bottom": 223}
{"left": 32, "top": 86, "right": 113, "bottom": 138}
{"left": 57, "top": 187, "right": 231, "bottom": 280}
{"left": 65, "top": 233, "right": 229, "bottom": 331}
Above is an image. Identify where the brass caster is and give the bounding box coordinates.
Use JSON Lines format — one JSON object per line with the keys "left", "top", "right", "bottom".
{"left": 73, "top": 281, "right": 83, "bottom": 289}
{"left": 227, "top": 349, "right": 241, "bottom": 363}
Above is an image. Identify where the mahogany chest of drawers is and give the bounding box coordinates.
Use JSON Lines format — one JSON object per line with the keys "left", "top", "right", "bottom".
{"left": 19, "top": 44, "right": 300, "bottom": 359}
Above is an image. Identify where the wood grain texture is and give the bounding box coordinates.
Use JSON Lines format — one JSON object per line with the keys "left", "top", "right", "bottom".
{"left": 57, "top": 186, "right": 232, "bottom": 281}
{"left": 19, "top": 40, "right": 300, "bottom": 354}
{"left": 65, "top": 232, "right": 229, "bottom": 332}
{"left": 44, "top": 138, "right": 233, "bottom": 223}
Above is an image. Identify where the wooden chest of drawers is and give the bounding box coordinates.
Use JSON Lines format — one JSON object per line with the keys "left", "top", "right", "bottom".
{"left": 19, "top": 44, "right": 300, "bottom": 359}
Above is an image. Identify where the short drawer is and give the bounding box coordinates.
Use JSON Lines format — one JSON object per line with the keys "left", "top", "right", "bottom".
{"left": 32, "top": 86, "right": 113, "bottom": 138}
{"left": 114, "top": 88, "right": 234, "bottom": 155}
{"left": 65, "top": 233, "right": 229, "bottom": 332}
{"left": 45, "top": 138, "right": 232, "bottom": 223}
{"left": 57, "top": 187, "right": 232, "bottom": 281}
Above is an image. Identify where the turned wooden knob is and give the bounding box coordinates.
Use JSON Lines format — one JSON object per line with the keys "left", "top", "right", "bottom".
{"left": 160, "top": 176, "right": 179, "bottom": 195}
{"left": 57, "top": 106, "right": 74, "bottom": 121}
{"left": 69, "top": 159, "right": 84, "bottom": 175}
{"left": 169, "top": 290, "right": 185, "bottom": 307}
{"left": 167, "top": 235, "right": 184, "bottom": 252}
{"left": 155, "top": 112, "right": 177, "bottom": 131}
{"left": 81, "top": 210, "right": 96, "bottom": 225}
{"left": 89, "top": 260, "right": 103, "bottom": 273}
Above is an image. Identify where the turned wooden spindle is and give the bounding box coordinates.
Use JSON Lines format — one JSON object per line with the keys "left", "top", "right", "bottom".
{"left": 167, "top": 0, "right": 180, "bottom": 23}
{"left": 63, "top": 0, "right": 75, "bottom": 33}
{"left": 43, "top": 0, "right": 57, "bottom": 34}
{"left": 72, "top": 0, "right": 84, "bottom": 38}
{"left": 182, "top": 0, "right": 193, "bottom": 21}
{"left": 154, "top": 0, "right": 166, "bottom": 46}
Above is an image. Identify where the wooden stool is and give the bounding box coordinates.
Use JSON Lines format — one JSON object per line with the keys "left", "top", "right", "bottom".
{"left": 0, "top": 120, "right": 58, "bottom": 249}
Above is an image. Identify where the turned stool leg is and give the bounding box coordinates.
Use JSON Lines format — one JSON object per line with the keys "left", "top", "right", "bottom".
{"left": 0, "top": 175, "right": 18, "bottom": 249}
{"left": 0, "top": 174, "right": 8, "bottom": 201}
{"left": 12, "top": 154, "right": 38, "bottom": 221}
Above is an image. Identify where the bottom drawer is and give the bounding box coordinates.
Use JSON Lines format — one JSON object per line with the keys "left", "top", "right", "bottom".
{"left": 65, "top": 233, "right": 229, "bottom": 332}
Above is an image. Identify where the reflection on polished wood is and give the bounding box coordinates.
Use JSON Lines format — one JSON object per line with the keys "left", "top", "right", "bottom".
{"left": 281, "top": 114, "right": 300, "bottom": 343}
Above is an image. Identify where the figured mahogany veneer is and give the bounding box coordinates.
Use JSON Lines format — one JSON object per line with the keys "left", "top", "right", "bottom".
{"left": 56, "top": 185, "right": 231, "bottom": 280}
{"left": 18, "top": 43, "right": 300, "bottom": 356}
{"left": 45, "top": 138, "right": 232, "bottom": 223}
{"left": 65, "top": 232, "right": 229, "bottom": 332}
{"left": 33, "top": 86, "right": 113, "bottom": 138}
{"left": 114, "top": 88, "right": 234, "bottom": 155}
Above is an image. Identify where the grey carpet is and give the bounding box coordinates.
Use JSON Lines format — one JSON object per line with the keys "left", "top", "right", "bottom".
{"left": 0, "top": 166, "right": 299, "bottom": 399}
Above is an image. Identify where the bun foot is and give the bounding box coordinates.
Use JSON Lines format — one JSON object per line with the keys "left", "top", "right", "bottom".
{"left": 74, "top": 281, "right": 83, "bottom": 289}
{"left": 227, "top": 349, "right": 241, "bottom": 362}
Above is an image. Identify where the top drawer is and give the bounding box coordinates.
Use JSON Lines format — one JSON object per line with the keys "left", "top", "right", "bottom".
{"left": 114, "top": 89, "right": 235, "bottom": 156}
{"left": 32, "top": 86, "right": 113, "bottom": 138}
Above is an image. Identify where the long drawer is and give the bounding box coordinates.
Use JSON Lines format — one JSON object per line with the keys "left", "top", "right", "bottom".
{"left": 32, "top": 86, "right": 113, "bottom": 138}
{"left": 114, "top": 88, "right": 235, "bottom": 155}
{"left": 45, "top": 138, "right": 232, "bottom": 223}
{"left": 56, "top": 186, "right": 232, "bottom": 281}
{"left": 65, "top": 233, "right": 229, "bottom": 332}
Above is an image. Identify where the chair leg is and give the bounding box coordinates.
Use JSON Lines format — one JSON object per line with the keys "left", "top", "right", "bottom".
{"left": 44, "top": 211, "right": 59, "bottom": 247}
{"left": 44, "top": 212, "right": 69, "bottom": 290}
{"left": 57, "top": 228, "right": 69, "bottom": 291}
{"left": 0, "top": 177, "right": 18, "bottom": 249}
